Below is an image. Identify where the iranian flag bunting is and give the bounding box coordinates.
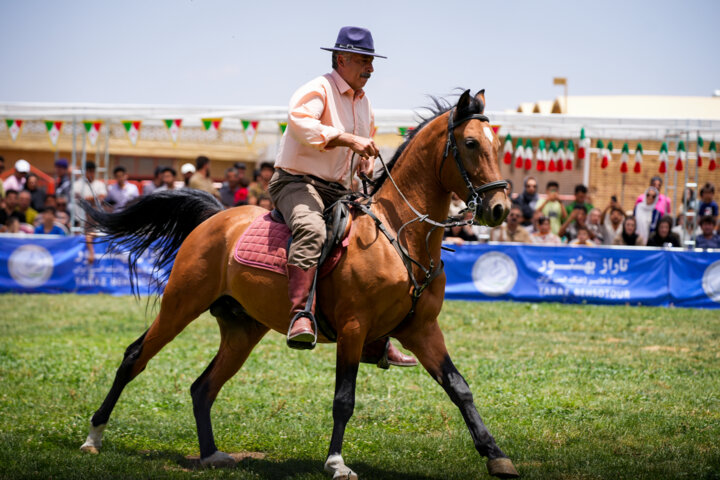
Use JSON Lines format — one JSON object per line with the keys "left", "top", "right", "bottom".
{"left": 696, "top": 136, "right": 703, "bottom": 168}
{"left": 600, "top": 140, "right": 612, "bottom": 169}
{"left": 279, "top": 122, "right": 288, "bottom": 134}
{"left": 201, "top": 118, "right": 222, "bottom": 131}
{"left": 658, "top": 142, "right": 669, "bottom": 173}
{"left": 557, "top": 140, "right": 565, "bottom": 172}
{"left": 709, "top": 141, "right": 717, "bottom": 171}
{"left": 548, "top": 140, "right": 557, "bottom": 172}
{"left": 634, "top": 143, "right": 643, "bottom": 173}
{"left": 398, "top": 126, "right": 414, "bottom": 136}
{"left": 45, "top": 121, "right": 63, "bottom": 148}
{"left": 536, "top": 139, "right": 547, "bottom": 172}
{"left": 164, "top": 119, "right": 182, "bottom": 144}
{"left": 524, "top": 139, "right": 533, "bottom": 170}
{"left": 502, "top": 134, "right": 513, "bottom": 164}
{"left": 122, "top": 120, "right": 142, "bottom": 146}
{"left": 5, "top": 119, "right": 23, "bottom": 141}
{"left": 578, "top": 128, "right": 590, "bottom": 160}
{"left": 513, "top": 138, "right": 524, "bottom": 168}
{"left": 675, "top": 141, "right": 686, "bottom": 171}
{"left": 241, "top": 120, "right": 260, "bottom": 145}
{"left": 619, "top": 143, "right": 629, "bottom": 173}
{"left": 566, "top": 140, "right": 575, "bottom": 170}
{"left": 83, "top": 121, "right": 103, "bottom": 146}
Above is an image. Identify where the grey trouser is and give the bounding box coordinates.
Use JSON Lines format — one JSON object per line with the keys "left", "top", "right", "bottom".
{"left": 269, "top": 169, "right": 348, "bottom": 270}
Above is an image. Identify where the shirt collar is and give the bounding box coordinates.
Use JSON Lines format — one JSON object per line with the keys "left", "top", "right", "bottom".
{"left": 330, "top": 70, "right": 365, "bottom": 100}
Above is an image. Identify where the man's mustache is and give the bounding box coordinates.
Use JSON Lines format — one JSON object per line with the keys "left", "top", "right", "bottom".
{"left": 360, "top": 73, "right": 371, "bottom": 79}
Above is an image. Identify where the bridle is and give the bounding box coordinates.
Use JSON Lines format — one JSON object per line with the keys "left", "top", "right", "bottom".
{"left": 441, "top": 106, "right": 508, "bottom": 215}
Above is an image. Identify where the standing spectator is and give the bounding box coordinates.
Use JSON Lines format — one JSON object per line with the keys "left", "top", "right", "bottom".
{"left": 143, "top": 166, "right": 164, "bottom": 195}
{"left": 189, "top": 155, "right": 220, "bottom": 199}
{"left": 587, "top": 208, "right": 604, "bottom": 245}
{"left": 54, "top": 158, "right": 72, "bottom": 201}
{"left": 34, "top": 207, "right": 66, "bottom": 235}
{"left": 695, "top": 216, "right": 720, "bottom": 249}
{"left": 17, "top": 190, "right": 38, "bottom": 225}
{"left": 490, "top": 205, "right": 532, "bottom": 243}
{"left": 569, "top": 226, "right": 595, "bottom": 246}
{"left": 531, "top": 216, "right": 563, "bottom": 245}
{"left": 515, "top": 176, "right": 539, "bottom": 226}
{"left": 3, "top": 159, "right": 30, "bottom": 192}
{"left": 181, "top": 163, "right": 195, "bottom": 187}
{"left": 635, "top": 176, "right": 671, "bottom": 216}
{"left": 559, "top": 205, "right": 589, "bottom": 242}
{"left": 154, "top": 167, "right": 180, "bottom": 192}
{"left": 601, "top": 201, "right": 625, "bottom": 245}
{"left": 218, "top": 166, "right": 241, "bottom": 208}
{"left": 697, "top": 183, "right": 718, "bottom": 222}
{"left": 106, "top": 166, "right": 139, "bottom": 211}
{"left": 634, "top": 187, "right": 662, "bottom": 242}
{"left": 565, "top": 184, "right": 593, "bottom": 215}
{"left": 647, "top": 216, "right": 681, "bottom": 248}
{"left": 248, "top": 161, "right": 274, "bottom": 205}
{"left": 73, "top": 161, "right": 107, "bottom": 204}
{"left": 535, "top": 180, "right": 567, "bottom": 235}
{"left": 24, "top": 173, "right": 47, "bottom": 211}
{"left": 613, "top": 216, "right": 645, "bottom": 246}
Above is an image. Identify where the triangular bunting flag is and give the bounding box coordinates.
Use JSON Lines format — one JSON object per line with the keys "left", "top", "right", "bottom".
{"left": 279, "top": 122, "right": 288, "bottom": 134}
{"left": 697, "top": 136, "right": 704, "bottom": 168}
{"left": 658, "top": 142, "right": 669, "bottom": 173}
{"left": 122, "top": 120, "right": 142, "bottom": 146}
{"left": 201, "top": 118, "right": 222, "bottom": 131}
{"left": 45, "top": 120, "right": 63, "bottom": 148}
{"left": 536, "top": 139, "right": 547, "bottom": 172}
{"left": 633, "top": 143, "right": 643, "bottom": 173}
{"left": 524, "top": 139, "right": 533, "bottom": 170}
{"left": 675, "top": 141, "right": 686, "bottom": 172}
{"left": 548, "top": 140, "right": 557, "bottom": 172}
{"left": 578, "top": 128, "right": 590, "bottom": 160}
{"left": 513, "top": 138, "right": 524, "bottom": 168}
{"left": 83, "top": 121, "right": 103, "bottom": 147}
{"left": 597, "top": 140, "right": 606, "bottom": 168}
{"left": 241, "top": 120, "right": 260, "bottom": 145}
{"left": 6, "top": 119, "right": 23, "bottom": 141}
{"left": 566, "top": 140, "right": 575, "bottom": 170}
{"left": 398, "top": 126, "right": 414, "bottom": 137}
{"left": 491, "top": 125, "right": 500, "bottom": 134}
{"left": 502, "top": 134, "right": 513, "bottom": 164}
{"left": 709, "top": 141, "right": 717, "bottom": 171}
{"left": 164, "top": 119, "right": 182, "bottom": 144}
{"left": 556, "top": 140, "right": 565, "bottom": 172}
{"left": 619, "top": 143, "right": 629, "bottom": 173}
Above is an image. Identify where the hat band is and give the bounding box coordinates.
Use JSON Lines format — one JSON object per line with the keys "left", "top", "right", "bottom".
{"left": 334, "top": 43, "right": 374, "bottom": 53}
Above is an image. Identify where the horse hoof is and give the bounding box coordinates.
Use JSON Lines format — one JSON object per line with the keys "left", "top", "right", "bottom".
{"left": 324, "top": 454, "right": 358, "bottom": 480}
{"left": 200, "top": 450, "right": 237, "bottom": 468}
{"left": 487, "top": 457, "right": 519, "bottom": 478}
{"left": 80, "top": 444, "right": 99, "bottom": 454}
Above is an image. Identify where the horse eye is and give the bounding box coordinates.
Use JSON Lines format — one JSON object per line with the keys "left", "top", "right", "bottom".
{"left": 465, "top": 138, "right": 479, "bottom": 149}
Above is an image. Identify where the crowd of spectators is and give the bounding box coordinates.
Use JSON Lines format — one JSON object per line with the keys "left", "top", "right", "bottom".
{"left": 444, "top": 175, "right": 720, "bottom": 250}
{"left": 0, "top": 155, "right": 276, "bottom": 236}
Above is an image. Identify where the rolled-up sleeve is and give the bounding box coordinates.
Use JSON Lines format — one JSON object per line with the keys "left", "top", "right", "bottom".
{"left": 288, "top": 87, "right": 342, "bottom": 150}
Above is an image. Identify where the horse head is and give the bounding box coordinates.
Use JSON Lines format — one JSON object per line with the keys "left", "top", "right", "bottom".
{"left": 442, "top": 89, "right": 510, "bottom": 227}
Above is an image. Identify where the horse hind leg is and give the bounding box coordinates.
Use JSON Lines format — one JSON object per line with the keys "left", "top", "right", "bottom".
{"left": 192, "top": 296, "right": 268, "bottom": 467}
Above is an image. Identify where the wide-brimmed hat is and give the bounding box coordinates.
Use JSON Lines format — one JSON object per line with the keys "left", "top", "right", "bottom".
{"left": 321, "top": 26, "right": 386, "bottom": 59}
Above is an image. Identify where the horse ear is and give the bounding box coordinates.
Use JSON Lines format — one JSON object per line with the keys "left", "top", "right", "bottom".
{"left": 475, "top": 89, "right": 486, "bottom": 113}
{"left": 454, "top": 89, "right": 472, "bottom": 120}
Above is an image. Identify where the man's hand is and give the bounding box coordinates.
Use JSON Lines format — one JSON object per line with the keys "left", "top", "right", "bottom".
{"left": 328, "top": 132, "right": 379, "bottom": 159}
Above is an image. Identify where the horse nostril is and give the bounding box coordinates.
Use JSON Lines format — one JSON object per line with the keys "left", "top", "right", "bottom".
{"left": 492, "top": 204, "right": 504, "bottom": 222}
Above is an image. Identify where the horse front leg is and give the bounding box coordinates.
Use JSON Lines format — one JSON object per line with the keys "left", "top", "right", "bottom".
{"left": 397, "top": 321, "right": 519, "bottom": 479}
{"left": 325, "top": 324, "right": 364, "bottom": 480}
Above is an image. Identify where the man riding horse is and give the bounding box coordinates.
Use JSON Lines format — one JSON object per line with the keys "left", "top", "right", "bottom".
{"left": 269, "top": 26, "right": 416, "bottom": 366}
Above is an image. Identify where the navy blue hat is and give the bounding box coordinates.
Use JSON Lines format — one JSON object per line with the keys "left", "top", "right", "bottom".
{"left": 321, "top": 26, "right": 386, "bottom": 59}
{"left": 54, "top": 158, "right": 68, "bottom": 168}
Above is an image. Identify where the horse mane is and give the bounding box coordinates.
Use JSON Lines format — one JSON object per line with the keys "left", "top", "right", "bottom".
{"left": 371, "top": 90, "right": 485, "bottom": 195}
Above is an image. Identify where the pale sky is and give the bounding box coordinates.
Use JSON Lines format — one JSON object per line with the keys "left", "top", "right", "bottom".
{"left": 1, "top": 0, "right": 718, "bottom": 112}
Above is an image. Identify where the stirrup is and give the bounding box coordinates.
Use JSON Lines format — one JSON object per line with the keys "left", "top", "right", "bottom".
{"left": 287, "top": 310, "right": 318, "bottom": 350}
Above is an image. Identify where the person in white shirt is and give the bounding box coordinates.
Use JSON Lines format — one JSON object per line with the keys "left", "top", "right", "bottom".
{"left": 106, "top": 166, "right": 139, "bottom": 212}
{"left": 531, "top": 216, "right": 563, "bottom": 245}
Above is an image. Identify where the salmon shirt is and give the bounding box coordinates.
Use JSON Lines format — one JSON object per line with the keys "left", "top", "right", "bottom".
{"left": 275, "top": 69, "right": 375, "bottom": 186}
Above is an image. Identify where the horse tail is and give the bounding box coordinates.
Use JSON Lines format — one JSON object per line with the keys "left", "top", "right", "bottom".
{"left": 82, "top": 189, "right": 224, "bottom": 294}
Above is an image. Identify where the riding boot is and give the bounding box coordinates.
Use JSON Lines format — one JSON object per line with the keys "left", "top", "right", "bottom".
{"left": 361, "top": 338, "right": 418, "bottom": 369}
{"left": 286, "top": 264, "right": 317, "bottom": 347}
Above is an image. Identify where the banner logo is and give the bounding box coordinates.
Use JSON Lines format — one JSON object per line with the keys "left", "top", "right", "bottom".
{"left": 472, "top": 251, "right": 517, "bottom": 296}
{"left": 702, "top": 260, "right": 720, "bottom": 303}
{"left": 8, "top": 245, "right": 54, "bottom": 288}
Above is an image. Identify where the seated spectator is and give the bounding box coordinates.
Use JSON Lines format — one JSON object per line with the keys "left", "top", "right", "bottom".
{"left": 257, "top": 194, "right": 274, "bottom": 211}
{"left": 523, "top": 210, "right": 543, "bottom": 235}
{"left": 4, "top": 215, "right": 21, "bottom": 234}
{"left": 490, "top": 205, "right": 532, "bottom": 243}
{"left": 587, "top": 208, "right": 604, "bottom": 245}
{"left": 444, "top": 211, "right": 479, "bottom": 245}
{"left": 695, "top": 215, "right": 720, "bottom": 249}
{"left": 106, "top": 166, "right": 139, "bottom": 212}
{"left": 34, "top": 207, "right": 66, "bottom": 235}
{"left": 219, "top": 166, "right": 242, "bottom": 208}
{"left": 647, "top": 216, "right": 681, "bottom": 248}
{"left": 143, "top": 166, "right": 164, "bottom": 195}
{"left": 154, "top": 167, "right": 180, "bottom": 192}
{"left": 44, "top": 193, "right": 57, "bottom": 209}
{"left": 24, "top": 173, "right": 47, "bottom": 211}
{"left": 181, "top": 163, "right": 196, "bottom": 187}
{"left": 568, "top": 226, "right": 595, "bottom": 246}
{"left": 1, "top": 189, "right": 25, "bottom": 224}
{"left": 531, "top": 216, "right": 563, "bottom": 245}
{"left": 565, "top": 184, "right": 593, "bottom": 215}
{"left": 17, "top": 190, "right": 38, "bottom": 225}
{"left": 558, "top": 205, "right": 589, "bottom": 242}
{"left": 613, "top": 216, "right": 645, "bottom": 246}
{"left": 601, "top": 201, "right": 625, "bottom": 245}
{"left": 516, "top": 176, "right": 539, "bottom": 226}
{"left": 248, "top": 162, "right": 274, "bottom": 205}
{"left": 635, "top": 176, "right": 671, "bottom": 216}
{"left": 3, "top": 159, "right": 30, "bottom": 192}
{"left": 697, "top": 182, "right": 718, "bottom": 222}
{"left": 535, "top": 180, "right": 566, "bottom": 235}
{"left": 634, "top": 187, "right": 662, "bottom": 242}
{"left": 672, "top": 211, "right": 700, "bottom": 246}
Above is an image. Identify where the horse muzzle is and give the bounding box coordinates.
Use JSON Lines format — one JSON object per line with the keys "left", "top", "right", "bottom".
{"left": 478, "top": 191, "right": 510, "bottom": 227}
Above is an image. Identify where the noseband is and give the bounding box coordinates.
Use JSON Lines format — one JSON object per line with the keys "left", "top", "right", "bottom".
{"left": 443, "top": 107, "right": 508, "bottom": 214}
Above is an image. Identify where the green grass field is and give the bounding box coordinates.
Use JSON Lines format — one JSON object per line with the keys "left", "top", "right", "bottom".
{"left": 0, "top": 294, "right": 718, "bottom": 480}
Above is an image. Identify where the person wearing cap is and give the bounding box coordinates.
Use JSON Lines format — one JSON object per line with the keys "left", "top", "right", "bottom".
{"left": 3, "top": 159, "right": 30, "bottom": 192}
{"left": 189, "top": 155, "right": 220, "bottom": 199}
{"left": 181, "top": 163, "right": 195, "bottom": 187}
{"left": 106, "top": 166, "right": 139, "bottom": 212}
{"left": 54, "top": 158, "right": 72, "bottom": 201}
{"left": 268, "top": 26, "right": 416, "bottom": 368}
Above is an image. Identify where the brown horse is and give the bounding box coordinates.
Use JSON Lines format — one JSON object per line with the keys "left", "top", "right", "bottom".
{"left": 79, "top": 90, "right": 518, "bottom": 479}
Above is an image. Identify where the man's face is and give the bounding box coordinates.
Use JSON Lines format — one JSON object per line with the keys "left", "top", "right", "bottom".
{"left": 5, "top": 192, "right": 18, "bottom": 209}
{"left": 86, "top": 168, "right": 96, "bottom": 181}
{"left": 56, "top": 198, "right": 68, "bottom": 211}
{"left": 507, "top": 208, "right": 521, "bottom": 226}
{"left": 589, "top": 210, "right": 601, "bottom": 224}
{"left": 651, "top": 179, "right": 662, "bottom": 190}
{"left": 27, "top": 176, "right": 37, "bottom": 190}
{"left": 18, "top": 192, "right": 31, "bottom": 210}
{"left": 226, "top": 170, "right": 238, "bottom": 187}
{"left": 337, "top": 53, "right": 374, "bottom": 91}
{"left": 260, "top": 167, "right": 274, "bottom": 182}
{"left": 43, "top": 210, "right": 55, "bottom": 226}
{"left": 162, "top": 171, "right": 175, "bottom": 187}
{"left": 701, "top": 221, "right": 715, "bottom": 236}
{"left": 525, "top": 180, "right": 537, "bottom": 195}
{"left": 575, "top": 191, "right": 586, "bottom": 204}
{"left": 115, "top": 171, "right": 127, "bottom": 185}
{"left": 539, "top": 220, "right": 550, "bottom": 234}
{"left": 610, "top": 210, "right": 623, "bottom": 225}
{"left": 576, "top": 210, "right": 587, "bottom": 225}
{"left": 701, "top": 191, "right": 713, "bottom": 203}
{"left": 55, "top": 166, "right": 67, "bottom": 178}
